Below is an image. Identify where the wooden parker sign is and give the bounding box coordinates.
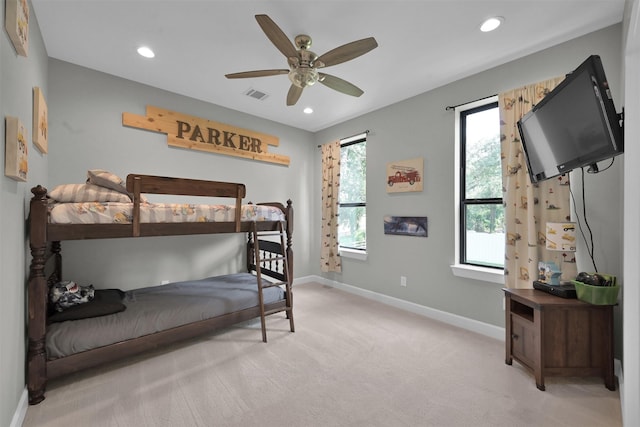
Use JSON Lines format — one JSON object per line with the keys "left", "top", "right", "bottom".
{"left": 122, "top": 106, "right": 289, "bottom": 166}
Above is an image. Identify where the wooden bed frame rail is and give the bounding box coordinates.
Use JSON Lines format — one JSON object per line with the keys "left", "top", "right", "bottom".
{"left": 127, "top": 174, "right": 245, "bottom": 235}
{"left": 26, "top": 175, "right": 293, "bottom": 405}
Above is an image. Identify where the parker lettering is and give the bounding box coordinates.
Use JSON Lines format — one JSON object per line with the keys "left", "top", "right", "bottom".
{"left": 175, "top": 120, "right": 263, "bottom": 153}
{"left": 123, "top": 106, "right": 287, "bottom": 165}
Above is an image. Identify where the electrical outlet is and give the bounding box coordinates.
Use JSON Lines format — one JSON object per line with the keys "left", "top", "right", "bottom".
{"left": 400, "top": 276, "right": 407, "bottom": 287}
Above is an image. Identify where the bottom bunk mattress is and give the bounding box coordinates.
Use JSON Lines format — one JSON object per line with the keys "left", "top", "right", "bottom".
{"left": 46, "top": 273, "right": 285, "bottom": 359}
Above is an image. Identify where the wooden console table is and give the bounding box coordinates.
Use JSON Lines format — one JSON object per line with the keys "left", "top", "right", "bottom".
{"left": 503, "top": 288, "right": 615, "bottom": 391}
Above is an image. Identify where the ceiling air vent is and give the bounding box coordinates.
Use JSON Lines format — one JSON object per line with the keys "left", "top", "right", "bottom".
{"left": 244, "top": 88, "right": 269, "bottom": 101}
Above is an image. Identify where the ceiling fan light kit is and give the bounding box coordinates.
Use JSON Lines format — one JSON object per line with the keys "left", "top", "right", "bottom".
{"left": 288, "top": 68, "right": 319, "bottom": 88}
{"left": 225, "top": 14, "right": 378, "bottom": 106}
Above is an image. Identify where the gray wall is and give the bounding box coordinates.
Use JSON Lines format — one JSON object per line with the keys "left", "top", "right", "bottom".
{"left": 2, "top": 12, "right": 628, "bottom": 424}
{"left": 1, "top": 1, "right": 48, "bottom": 425}
{"left": 313, "top": 25, "right": 623, "bottom": 329}
{"left": 47, "top": 59, "right": 316, "bottom": 289}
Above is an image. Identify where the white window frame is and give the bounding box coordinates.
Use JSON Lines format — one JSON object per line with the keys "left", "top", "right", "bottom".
{"left": 450, "top": 96, "right": 504, "bottom": 285}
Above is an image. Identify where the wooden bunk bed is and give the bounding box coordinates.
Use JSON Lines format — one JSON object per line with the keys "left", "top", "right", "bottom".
{"left": 27, "top": 173, "right": 294, "bottom": 405}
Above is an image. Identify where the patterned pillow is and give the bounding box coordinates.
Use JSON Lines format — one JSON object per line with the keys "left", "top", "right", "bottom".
{"left": 49, "top": 281, "right": 95, "bottom": 312}
{"left": 49, "top": 183, "right": 131, "bottom": 203}
{"left": 87, "top": 169, "right": 148, "bottom": 203}
{"left": 48, "top": 289, "right": 126, "bottom": 323}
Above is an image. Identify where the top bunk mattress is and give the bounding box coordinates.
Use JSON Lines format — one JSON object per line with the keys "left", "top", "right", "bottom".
{"left": 49, "top": 202, "right": 285, "bottom": 224}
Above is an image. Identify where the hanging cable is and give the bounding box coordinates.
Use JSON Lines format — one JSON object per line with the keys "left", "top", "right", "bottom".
{"left": 570, "top": 168, "right": 598, "bottom": 272}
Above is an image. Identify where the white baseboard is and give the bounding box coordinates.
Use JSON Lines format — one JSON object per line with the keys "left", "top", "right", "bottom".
{"left": 294, "top": 275, "right": 505, "bottom": 341}
{"left": 10, "top": 387, "right": 28, "bottom": 427}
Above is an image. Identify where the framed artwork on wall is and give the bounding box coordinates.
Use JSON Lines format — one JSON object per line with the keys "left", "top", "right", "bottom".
{"left": 5, "top": 0, "right": 29, "bottom": 57}
{"left": 386, "top": 157, "right": 424, "bottom": 193}
{"left": 384, "top": 216, "right": 428, "bottom": 237}
{"left": 5, "top": 116, "right": 28, "bottom": 182}
{"left": 33, "top": 87, "right": 48, "bottom": 153}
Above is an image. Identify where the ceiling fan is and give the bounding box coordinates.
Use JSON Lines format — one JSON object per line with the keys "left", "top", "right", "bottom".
{"left": 225, "top": 14, "right": 378, "bottom": 106}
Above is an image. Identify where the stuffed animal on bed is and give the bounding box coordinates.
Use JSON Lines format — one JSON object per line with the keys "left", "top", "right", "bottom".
{"left": 50, "top": 281, "right": 95, "bottom": 312}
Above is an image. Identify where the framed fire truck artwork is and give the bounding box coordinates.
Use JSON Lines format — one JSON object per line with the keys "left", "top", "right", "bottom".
{"left": 386, "top": 157, "right": 423, "bottom": 193}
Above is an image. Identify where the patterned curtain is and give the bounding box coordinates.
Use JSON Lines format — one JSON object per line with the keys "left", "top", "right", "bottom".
{"left": 321, "top": 140, "right": 342, "bottom": 272}
{"left": 499, "top": 77, "right": 577, "bottom": 288}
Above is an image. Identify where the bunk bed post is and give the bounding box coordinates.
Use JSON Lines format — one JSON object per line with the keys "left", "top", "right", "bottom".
{"left": 27, "top": 186, "right": 49, "bottom": 404}
{"left": 246, "top": 231, "right": 253, "bottom": 273}
{"left": 234, "top": 188, "right": 242, "bottom": 232}
{"left": 131, "top": 176, "right": 141, "bottom": 237}
{"left": 51, "top": 241, "right": 62, "bottom": 283}
{"left": 286, "top": 200, "right": 294, "bottom": 280}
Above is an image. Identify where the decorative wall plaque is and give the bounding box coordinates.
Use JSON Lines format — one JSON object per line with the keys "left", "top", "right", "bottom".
{"left": 123, "top": 105, "right": 289, "bottom": 166}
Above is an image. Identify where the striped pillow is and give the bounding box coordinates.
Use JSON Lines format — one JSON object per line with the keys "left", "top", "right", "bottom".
{"left": 87, "top": 169, "right": 148, "bottom": 203}
{"left": 49, "top": 184, "right": 131, "bottom": 203}
{"left": 86, "top": 169, "right": 128, "bottom": 194}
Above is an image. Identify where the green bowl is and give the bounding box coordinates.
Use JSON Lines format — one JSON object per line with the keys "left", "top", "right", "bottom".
{"left": 571, "top": 280, "right": 620, "bottom": 305}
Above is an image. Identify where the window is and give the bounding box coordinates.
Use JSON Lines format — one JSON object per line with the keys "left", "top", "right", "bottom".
{"left": 338, "top": 134, "right": 367, "bottom": 252}
{"left": 459, "top": 100, "right": 504, "bottom": 269}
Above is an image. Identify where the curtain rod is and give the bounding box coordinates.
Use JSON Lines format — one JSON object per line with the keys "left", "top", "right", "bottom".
{"left": 445, "top": 94, "right": 497, "bottom": 111}
{"left": 317, "top": 130, "right": 370, "bottom": 148}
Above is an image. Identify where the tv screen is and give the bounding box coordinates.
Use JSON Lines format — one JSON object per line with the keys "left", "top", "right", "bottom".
{"left": 517, "top": 55, "right": 624, "bottom": 183}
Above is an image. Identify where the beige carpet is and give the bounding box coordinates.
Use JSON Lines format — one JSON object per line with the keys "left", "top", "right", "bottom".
{"left": 23, "top": 283, "right": 621, "bottom": 427}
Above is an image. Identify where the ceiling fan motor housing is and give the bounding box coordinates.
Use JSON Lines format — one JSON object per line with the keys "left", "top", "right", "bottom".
{"left": 289, "top": 48, "right": 319, "bottom": 88}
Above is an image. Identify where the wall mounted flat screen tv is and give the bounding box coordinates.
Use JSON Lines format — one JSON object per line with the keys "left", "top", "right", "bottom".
{"left": 517, "top": 55, "right": 624, "bottom": 183}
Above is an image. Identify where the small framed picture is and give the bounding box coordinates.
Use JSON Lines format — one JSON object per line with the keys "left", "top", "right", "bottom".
{"left": 384, "top": 216, "right": 428, "bottom": 237}
{"left": 5, "top": 116, "right": 28, "bottom": 181}
{"left": 386, "top": 157, "right": 424, "bottom": 193}
{"left": 33, "top": 87, "right": 48, "bottom": 153}
{"left": 5, "top": 0, "right": 29, "bottom": 56}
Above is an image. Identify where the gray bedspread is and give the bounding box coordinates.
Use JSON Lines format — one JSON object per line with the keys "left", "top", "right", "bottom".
{"left": 46, "top": 273, "right": 285, "bottom": 359}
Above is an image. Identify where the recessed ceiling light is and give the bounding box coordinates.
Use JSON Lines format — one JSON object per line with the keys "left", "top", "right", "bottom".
{"left": 480, "top": 17, "right": 504, "bottom": 32}
{"left": 303, "top": 107, "right": 313, "bottom": 114}
{"left": 137, "top": 46, "right": 155, "bottom": 58}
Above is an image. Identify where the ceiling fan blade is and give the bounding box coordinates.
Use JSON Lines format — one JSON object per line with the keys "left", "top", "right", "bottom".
{"left": 318, "top": 73, "right": 364, "bottom": 97}
{"left": 255, "top": 14, "right": 298, "bottom": 60}
{"left": 225, "top": 69, "right": 289, "bottom": 79}
{"left": 315, "top": 37, "right": 378, "bottom": 68}
{"left": 287, "top": 85, "right": 304, "bottom": 106}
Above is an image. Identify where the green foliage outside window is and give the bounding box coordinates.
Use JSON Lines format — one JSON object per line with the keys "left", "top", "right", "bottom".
{"left": 464, "top": 106, "right": 504, "bottom": 234}
{"left": 339, "top": 140, "right": 366, "bottom": 249}
{"left": 461, "top": 103, "right": 504, "bottom": 268}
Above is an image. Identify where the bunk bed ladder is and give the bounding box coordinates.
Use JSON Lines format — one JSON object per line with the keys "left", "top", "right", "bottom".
{"left": 251, "top": 221, "right": 294, "bottom": 342}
